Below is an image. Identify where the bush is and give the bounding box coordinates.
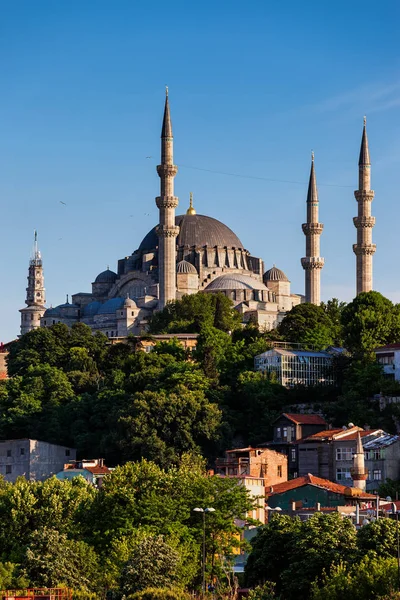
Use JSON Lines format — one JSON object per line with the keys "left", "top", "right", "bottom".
{"left": 126, "top": 588, "right": 191, "bottom": 600}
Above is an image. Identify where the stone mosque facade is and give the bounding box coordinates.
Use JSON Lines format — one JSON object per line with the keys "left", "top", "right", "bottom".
{"left": 19, "top": 92, "right": 375, "bottom": 339}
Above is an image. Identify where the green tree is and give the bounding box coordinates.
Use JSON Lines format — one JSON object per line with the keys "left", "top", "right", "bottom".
{"left": 117, "top": 386, "right": 221, "bottom": 466}
{"left": 120, "top": 535, "right": 180, "bottom": 594}
{"left": 22, "top": 527, "right": 99, "bottom": 591}
{"left": 341, "top": 292, "right": 400, "bottom": 358}
{"left": 311, "top": 555, "right": 399, "bottom": 600}
{"left": 357, "top": 518, "right": 399, "bottom": 559}
{"left": 278, "top": 304, "right": 334, "bottom": 349}
{"left": 147, "top": 293, "right": 241, "bottom": 335}
{"left": 245, "top": 513, "right": 357, "bottom": 600}
{"left": 321, "top": 298, "right": 346, "bottom": 346}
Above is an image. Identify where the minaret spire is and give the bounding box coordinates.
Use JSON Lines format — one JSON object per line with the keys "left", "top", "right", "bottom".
{"left": 353, "top": 116, "right": 376, "bottom": 295}
{"left": 301, "top": 151, "right": 324, "bottom": 304}
{"left": 19, "top": 231, "right": 46, "bottom": 335}
{"left": 156, "top": 88, "right": 179, "bottom": 309}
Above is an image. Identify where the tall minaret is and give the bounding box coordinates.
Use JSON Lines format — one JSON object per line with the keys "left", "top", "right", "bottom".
{"left": 351, "top": 431, "right": 367, "bottom": 492}
{"left": 156, "top": 87, "right": 179, "bottom": 309}
{"left": 353, "top": 117, "right": 376, "bottom": 295}
{"left": 301, "top": 152, "right": 324, "bottom": 304}
{"left": 19, "top": 231, "right": 46, "bottom": 335}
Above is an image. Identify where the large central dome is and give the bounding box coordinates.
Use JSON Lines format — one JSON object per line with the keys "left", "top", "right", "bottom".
{"left": 139, "top": 214, "right": 244, "bottom": 251}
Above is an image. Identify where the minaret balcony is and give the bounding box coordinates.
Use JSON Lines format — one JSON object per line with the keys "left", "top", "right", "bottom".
{"left": 354, "top": 190, "right": 374, "bottom": 201}
{"left": 157, "top": 164, "right": 178, "bottom": 178}
{"left": 353, "top": 216, "right": 375, "bottom": 228}
{"left": 350, "top": 467, "right": 368, "bottom": 480}
{"left": 156, "top": 196, "right": 179, "bottom": 209}
{"left": 301, "top": 257, "right": 325, "bottom": 270}
{"left": 156, "top": 225, "right": 180, "bottom": 238}
{"left": 302, "top": 223, "right": 324, "bottom": 235}
{"left": 352, "top": 244, "right": 376, "bottom": 256}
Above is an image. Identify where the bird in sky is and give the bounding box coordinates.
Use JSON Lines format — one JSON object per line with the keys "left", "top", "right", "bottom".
{"left": 59, "top": 201, "right": 67, "bottom": 205}
{"left": 145, "top": 156, "right": 152, "bottom": 159}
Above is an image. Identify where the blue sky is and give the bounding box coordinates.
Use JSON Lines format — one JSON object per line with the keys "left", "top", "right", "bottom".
{"left": 1, "top": 0, "right": 400, "bottom": 341}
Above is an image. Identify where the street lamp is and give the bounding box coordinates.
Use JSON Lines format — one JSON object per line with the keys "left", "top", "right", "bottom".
{"left": 193, "top": 507, "right": 215, "bottom": 595}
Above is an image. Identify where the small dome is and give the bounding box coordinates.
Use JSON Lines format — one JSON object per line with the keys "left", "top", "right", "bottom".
{"left": 94, "top": 268, "right": 118, "bottom": 284}
{"left": 204, "top": 273, "right": 268, "bottom": 291}
{"left": 124, "top": 296, "right": 137, "bottom": 308}
{"left": 43, "top": 307, "right": 59, "bottom": 317}
{"left": 177, "top": 260, "right": 198, "bottom": 275}
{"left": 263, "top": 265, "right": 289, "bottom": 282}
{"left": 97, "top": 297, "right": 125, "bottom": 315}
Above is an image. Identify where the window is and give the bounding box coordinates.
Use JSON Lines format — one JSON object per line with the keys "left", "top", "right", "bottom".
{"left": 20, "top": 448, "right": 25, "bottom": 456}
{"left": 336, "top": 468, "right": 352, "bottom": 481}
{"left": 367, "top": 449, "right": 382, "bottom": 461}
{"left": 276, "top": 427, "right": 281, "bottom": 439}
{"left": 291, "top": 448, "right": 296, "bottom": 462}
{"left": 373, "top": 469, "right": 382, "bottom": 481}
{"left": 283, "top": 427, "right": 288, "bottom": 439}
{"left": 6, "top": 449, "right": 11, "bottom": 458}
{"left": 65, "top": 449, "right": 70, "bottom": 457}
{"left": 277, "top": 465, "right": 282, "bottom": 477}
{"left": 5, "top": 465, "right": 12, "bottom": 475}
{"left": 336, "top": 448, "right": 353, "bottom": 461}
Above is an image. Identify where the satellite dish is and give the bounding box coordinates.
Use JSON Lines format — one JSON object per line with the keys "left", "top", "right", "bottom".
{"left": 348, "top": 422, "right": 355, "bottom": 428}
{"left": 342, "top": 426, "right": 348, "bottom": 430}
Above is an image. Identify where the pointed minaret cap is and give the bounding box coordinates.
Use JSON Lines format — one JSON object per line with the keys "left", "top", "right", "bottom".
{"left": 186, "top": 192, "right": 196, "bottom": 215}
{"left": 356, "top": 430, "right": 363, "bottom": 454}
{"left": 161, "top": 86, "right": 173, "bottom": 138}
{"left": 359, "top": 116, "right": 370, "bottom": 165}
{"left": 307, "top": 150, "right": 318, "bottom": 204}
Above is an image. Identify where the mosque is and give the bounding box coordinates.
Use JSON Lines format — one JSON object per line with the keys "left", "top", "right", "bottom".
{"left": 19, "top": 92, "right": 375, "bottom": 338}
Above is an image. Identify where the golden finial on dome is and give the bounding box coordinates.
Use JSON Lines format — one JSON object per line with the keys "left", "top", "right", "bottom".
{"left": 186, "top": 192, "right": 196, "bottom": 215}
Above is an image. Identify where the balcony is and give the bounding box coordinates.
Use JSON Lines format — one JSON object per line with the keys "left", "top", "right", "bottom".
{"left": 350, "top": 467, "right": 368, "bottom": 480}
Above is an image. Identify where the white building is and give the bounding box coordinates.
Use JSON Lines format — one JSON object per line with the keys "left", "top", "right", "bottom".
{"left": 375, "top": 343, "right": 400, "bottom": 381}
{"left": 0, "top": 439, "right": 76, "bottom": 482}
{"left": 254, "top": 344, "right": 335, "bottom": 387}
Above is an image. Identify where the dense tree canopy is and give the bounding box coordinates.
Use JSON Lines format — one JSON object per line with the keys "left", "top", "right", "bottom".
{"left": 341, "top": 291, "right": 400, "bottom": 358}
{"left": 147, "top": 293, "right": 242, "bottom": 334}
{"left": 278, "top": 303, "right": 336, "bottom": 350}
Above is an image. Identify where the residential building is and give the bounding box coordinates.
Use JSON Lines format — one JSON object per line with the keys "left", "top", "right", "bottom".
{"left": 56, "top": 458, "right": 111, "bottom": 487}
{"left": 0, "top": 439, "right": 76, "bottom": 482}
{"left": 263, "top": 413, "right": 327, "bottom": 477}
{"left": 215, "top": 446, "right": 288, "bottom": 483}
{"left": 215, "top": 447, "right": 288, "bottom": 524}
{"left": 297, "top": 426, "right": 400, "bottom": 492}
{"left": 254, "top": 346, "right": 335, "bottom": 387}
{"left": 266, "top": 473, "right": 376, "bottom": 511}
{"left": 375, "top": 343, "right": 400, "bottom": 381}
{"left": 0, "top": 344, "right": 7, "bottom": 380}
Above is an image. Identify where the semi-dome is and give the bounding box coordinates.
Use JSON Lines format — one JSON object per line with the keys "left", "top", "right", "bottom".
{"left": 204, "top": 273, "right": 268, "bottom": 291}
{"left": 82, "top": 301, "right": 102, "bottom": 317}
{"left": 263, "top": 265, "right": 289, "bottom": 282}
{"left": 94, "top": 268, "right": 118, "bottom": 284}
{"left": 97, "top": 297, "right": 125, "bottom": 315}
{"left": 176, "top": 260, "right": 198, "bottom": 275}
{"left": 139, "top": 214, "right": 244, "bottom": 251}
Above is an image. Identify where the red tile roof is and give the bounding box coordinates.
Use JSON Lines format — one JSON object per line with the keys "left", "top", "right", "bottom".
{"left": 281, "top": 413, "right": 327, "bottom": 425}
{"left": 301, "top": 427, "right": 381, "bottom": 442}
{"left": 266, "top": 473, "right": 376, "bottom": 499}
{"left": 84, "top": 466, "right": 111, "bottom": 475}
{"left": 375, "top": 343, "right": 400, "bottom": 351}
